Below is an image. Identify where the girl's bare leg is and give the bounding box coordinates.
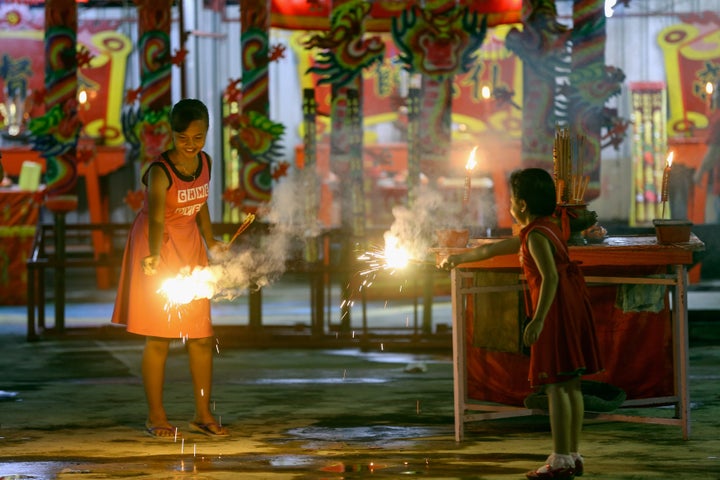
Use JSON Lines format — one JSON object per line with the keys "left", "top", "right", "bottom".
{"left": 186, "top": 337, "right": 227, "bottom": 434}
{"left": 546, "top": 380, "right": 572, "bottom": 455}
{"left": 567, "top": 376, "right": 584, "bottom": 453}
{"left": 143, "top": 337, "right": 171, "bottom": 428}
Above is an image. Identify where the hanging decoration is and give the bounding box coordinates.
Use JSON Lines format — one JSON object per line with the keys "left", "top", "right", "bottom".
{"left": 270, "top": 0, "right": 521, "bottom": 32}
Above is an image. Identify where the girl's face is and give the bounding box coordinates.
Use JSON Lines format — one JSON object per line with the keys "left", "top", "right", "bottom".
{"left": 510, "top": 193, "right": 529, "bottom": 226}
{"left": 172, "top": 119, "right": 208, "bottom": 160}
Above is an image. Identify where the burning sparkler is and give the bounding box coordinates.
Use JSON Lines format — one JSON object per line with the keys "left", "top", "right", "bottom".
{"left": 356, "top": 234, "right": 434, "bottom": 288}
{"left": 158, "top": 215, "right": 256, "bottom": 307}
{"left": 157, "top": 266, "right": 219, "bottom": 307}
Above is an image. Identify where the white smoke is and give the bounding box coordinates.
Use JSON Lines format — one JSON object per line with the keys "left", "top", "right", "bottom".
{"left": 384, "top": 185, "right": 463, "bottom": 260}
{"left": 209, "top": 170, "right": 321, "bottom": 299}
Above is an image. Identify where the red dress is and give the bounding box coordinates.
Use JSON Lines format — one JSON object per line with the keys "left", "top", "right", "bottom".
{"left": 519, "top": 217, "right": 603, "bottom": 387}
{"left": 112, "top": 151, "right": 213, "bottom": 339}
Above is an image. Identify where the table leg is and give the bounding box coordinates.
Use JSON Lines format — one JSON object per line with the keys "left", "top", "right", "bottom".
{"left": 53, "top": 212, "right": 67, "bottom": 332}
{"left": 452, "top": 268, "right": 465, "bottom": 442}
{"left": 674, "top": 264, "right": 691, "bottom": 439}
{"left": 26, "top": 263, "right": 37, "bottom": 341}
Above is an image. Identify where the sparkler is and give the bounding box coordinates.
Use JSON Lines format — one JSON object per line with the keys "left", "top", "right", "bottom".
{"left": 355, "top": 234, "right": 435, "bottom": 301}
{"left": 157, "top": 215, "right": 255, "bottom": 307}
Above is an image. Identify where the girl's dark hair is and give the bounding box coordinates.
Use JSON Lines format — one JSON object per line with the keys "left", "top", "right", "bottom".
{"left": 170, "top": 99, "right": 209, "bottom": 132}
{"left": 510, "top": 168, "right": 557, "bottom": 216}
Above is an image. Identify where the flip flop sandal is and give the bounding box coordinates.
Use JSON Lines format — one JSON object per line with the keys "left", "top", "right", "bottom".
{"left": 189, "top": 421, "right": 230, "bottom": 438}
{"left": 145, "top": 422, "right": 181, "bottom": 440}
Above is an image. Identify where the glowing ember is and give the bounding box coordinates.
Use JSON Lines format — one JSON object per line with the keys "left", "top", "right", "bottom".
{"left": 158, "top": 267, "right": 218, "bottom": 306}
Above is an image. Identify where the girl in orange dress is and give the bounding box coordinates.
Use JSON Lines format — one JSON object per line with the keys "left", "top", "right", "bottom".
{"left": 442, "top": 168, "right": 603, "bottom": 480}
{"left": 112, "top": 99, "right": 229, "bottom": 439}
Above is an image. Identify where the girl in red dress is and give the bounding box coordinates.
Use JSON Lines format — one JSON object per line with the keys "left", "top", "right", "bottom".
{"left": 112, "top": 99, "right": 229, "bottom": 439}
{"left": 442, "top": 168, "right": 603, "bottom": 480}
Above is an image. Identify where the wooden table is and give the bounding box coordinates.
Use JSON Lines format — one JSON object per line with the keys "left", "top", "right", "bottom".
{"left": 435, "top": 234, "right": 705, "bottom": 441}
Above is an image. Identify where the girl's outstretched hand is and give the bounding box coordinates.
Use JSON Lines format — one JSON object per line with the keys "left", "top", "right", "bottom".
{"left": 523, "top": 318, "right": 544, "bottom": 347}
{"left": 438, "top": 254, "right": 458, "bottom": 271}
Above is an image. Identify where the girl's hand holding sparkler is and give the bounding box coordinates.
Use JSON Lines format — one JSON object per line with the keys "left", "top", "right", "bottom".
{"left": 438, "top": 254, "right": 457, "bottom": 270}
{"left": 207, "top": 237, "right": 229, "bottom": 261}
{"left": 142, "top": 255, "right": 160, "bottom": 276}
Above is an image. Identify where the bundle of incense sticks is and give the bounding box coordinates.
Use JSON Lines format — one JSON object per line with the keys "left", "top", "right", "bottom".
{"left": 229, "top": 213, "right": 255, "bottom": 246}
{"left": 553, "top": 127, "right": 588, "bottom": 205}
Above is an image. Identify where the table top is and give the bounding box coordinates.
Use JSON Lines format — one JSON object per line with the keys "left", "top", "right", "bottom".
{"left": 1, "top": 144, "right": 125, "bottom": 177}
{"left": 432, "top": 234, "right": 705, "bottom": 269}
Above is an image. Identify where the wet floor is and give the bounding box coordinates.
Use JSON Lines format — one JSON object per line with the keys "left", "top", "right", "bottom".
{"left": 1, "top": 331, "right": 720, "bottom": 479}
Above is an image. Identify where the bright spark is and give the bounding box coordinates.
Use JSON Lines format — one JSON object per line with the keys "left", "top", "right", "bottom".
{"left": 357, "top": 235, "right": 412, "bottom": 279}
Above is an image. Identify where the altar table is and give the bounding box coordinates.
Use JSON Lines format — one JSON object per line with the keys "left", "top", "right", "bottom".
{"left": 436, "top": 234, "right": 705, "bottom": 441}
{"left": 0, "top": 187, "right": 41, "bottom": 304}
{"left": 1, "top": 144, "right": 126, "bottom": 288}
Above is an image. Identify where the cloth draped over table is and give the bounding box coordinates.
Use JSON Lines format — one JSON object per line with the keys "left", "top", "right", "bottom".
{"left": 466, "top": 266, "right": 674, "bottom": 406}
{"left": 0, "top": 189, "right": 41, "bottom": 305}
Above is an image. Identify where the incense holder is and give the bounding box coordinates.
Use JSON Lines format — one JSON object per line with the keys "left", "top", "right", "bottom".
{"left": 653, "top": 219, "right": 692, "bottom": 244}
{"left": 436, "top": 229, "right": 470, "bottom": 248}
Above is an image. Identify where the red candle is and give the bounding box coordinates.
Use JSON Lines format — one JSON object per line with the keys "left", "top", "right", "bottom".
{"left": 661, "top": 151, "right": 674, "bottom": 203}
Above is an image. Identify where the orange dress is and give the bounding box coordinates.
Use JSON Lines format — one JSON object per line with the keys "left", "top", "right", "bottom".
{"left": 519, "top": 218, "right": 603, "bottom": 387}
{"left": 112, "top": 151, "right": 213, "bottom": 339}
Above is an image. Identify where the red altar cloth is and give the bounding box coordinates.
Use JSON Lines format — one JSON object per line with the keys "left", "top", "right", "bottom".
{"left": 465, "top": 281, "right": 674, "bottom": 407}
{"left": 0, "top": 187, "right": 42, "bottom": 305}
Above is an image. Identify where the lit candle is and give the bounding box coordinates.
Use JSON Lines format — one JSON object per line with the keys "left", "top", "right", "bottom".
{"left": 463, "top": 146, "right": 478, "bottom": 206}
{"left": 707, "top": 82, "right": 715, "bottom": 114}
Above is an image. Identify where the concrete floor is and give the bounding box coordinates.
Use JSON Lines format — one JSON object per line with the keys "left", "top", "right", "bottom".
{"left": 1, "top": 275, "right": 719, "bottom": 479}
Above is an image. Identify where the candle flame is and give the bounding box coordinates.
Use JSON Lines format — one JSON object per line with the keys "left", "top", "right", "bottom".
{"left": 666, "top": 151, "right": 674, "bottom": 168}
{"left": 158, "top": 267, "right": 218, "bottom": 306}
{"left": 706, "top": 82, "right": 714, "bottom": 95}
{"left": 465, "top": 146, "right": 478, "bottom": 172}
